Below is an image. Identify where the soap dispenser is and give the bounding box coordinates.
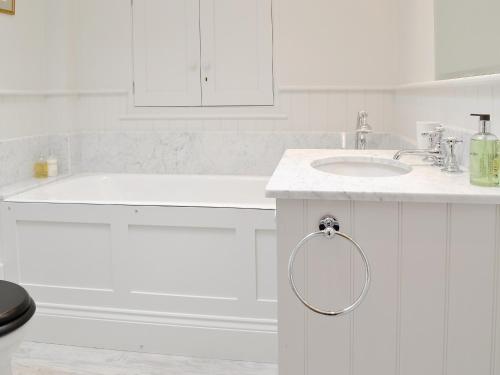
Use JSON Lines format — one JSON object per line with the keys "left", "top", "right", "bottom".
{"left": 469, "top": 114, "right": 498, "bottom": 186}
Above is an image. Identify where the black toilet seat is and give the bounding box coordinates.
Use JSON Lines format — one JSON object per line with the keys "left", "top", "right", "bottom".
{"left": 0, "top": 281, "right": 36, "bottom": 338}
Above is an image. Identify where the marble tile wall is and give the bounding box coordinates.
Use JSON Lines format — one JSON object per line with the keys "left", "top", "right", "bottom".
{"left": 71, "top": 131, "right": 414, "bottom": 176}
{"left": 0, "top": 94, "right": 74, "bottom": 187}
{"left": 0, "top": 129, "right": 413, "bottom": 189}
{"left": 68, "top": 89, "right": 404, "bottom": 175}
{"left": 0, "top": 134, "right": 70, "bottom": 187}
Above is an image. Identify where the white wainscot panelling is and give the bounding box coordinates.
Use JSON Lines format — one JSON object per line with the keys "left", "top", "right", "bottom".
{"left": 394, "top": 81, "right": 500, "bottom": 143}
{"left": 71, "top": 88, "right": 395, "bottom": 133}
{"left": 277, "top": 199, "right": 500, "bottom": 375}
{"left": 1, "top": 202, "right": 277, "bottom": 362}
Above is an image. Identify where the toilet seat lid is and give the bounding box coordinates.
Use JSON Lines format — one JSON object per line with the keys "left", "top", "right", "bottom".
{"left": 0, "top": 281, "right": 32, "bottom": 326}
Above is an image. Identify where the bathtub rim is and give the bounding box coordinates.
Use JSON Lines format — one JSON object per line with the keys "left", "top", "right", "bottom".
{"left": 4, "top": 173, "right": 276, "bottom": 211}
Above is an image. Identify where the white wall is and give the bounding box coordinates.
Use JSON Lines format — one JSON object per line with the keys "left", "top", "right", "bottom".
{"left": 275, "top": 0, "right": 399, "bottom": 87}
{"left": 72, "top": 0, "right": 400, "bottom": 91}
{"left": 394, "top": 0, "right": 500, "bottom": 149}
{"left": 1, "top": 1, "right": 48, "bottom": 90}
{"left": 397, "top": 0, "right": 435, "bottom": 85}
{"left": 0, "top": 0, "right": 75, "bottom": 140}
{"left": 68, "top": 0, "right": 399, "bottom": 134}
{"left": 9, "top": 0, "right": 498, "bottom": 163}
{"left": 73, "top": 0, "right": 130, "bottom": 91}
{"left": 0, "top": 0, "right": 74, "bottom": 91}
{"left": 1, "top": 0, "right": 402, "bottom": 140}
{"left": 395, "top": 83, "right": 500, "bottom": 142}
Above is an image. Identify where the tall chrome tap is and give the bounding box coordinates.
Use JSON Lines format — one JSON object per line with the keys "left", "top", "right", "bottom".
{"left": 355, "top": 111, "right": 372, "bottom": 150}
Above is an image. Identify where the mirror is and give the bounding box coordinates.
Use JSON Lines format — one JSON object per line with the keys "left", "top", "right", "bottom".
{"left": 435, "top": 0, "right": 500, "bottom": 80}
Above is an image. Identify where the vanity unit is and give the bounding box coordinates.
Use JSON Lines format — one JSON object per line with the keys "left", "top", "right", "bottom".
{"left": 266, "top": 149, "right": 500, "bottom": 375}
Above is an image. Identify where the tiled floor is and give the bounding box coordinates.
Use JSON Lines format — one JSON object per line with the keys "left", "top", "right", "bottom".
{"left": 13, "top": 342, "right": 278, "bottom": 375}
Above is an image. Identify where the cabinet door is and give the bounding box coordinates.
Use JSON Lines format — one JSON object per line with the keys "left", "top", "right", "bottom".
{"left": 200, "top": 0, "right": 274, "bottom": 106}
{"left": 133, "top": 0, "right": 201, "bottom": 106}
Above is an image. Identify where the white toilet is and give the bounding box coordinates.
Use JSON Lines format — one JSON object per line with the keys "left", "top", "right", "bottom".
{"left": 0, "top": 281, "right": 36, "bottom": 375}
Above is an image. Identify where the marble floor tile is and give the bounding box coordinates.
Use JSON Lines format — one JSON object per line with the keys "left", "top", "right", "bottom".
{"left": 13, "top": 342, "right": 278, "bottom": 375}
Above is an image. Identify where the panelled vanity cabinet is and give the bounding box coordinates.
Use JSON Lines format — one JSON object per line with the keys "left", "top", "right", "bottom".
{"left": 267, "top": 149, "right": 500, "bottom": 375}
{"left": 132, "top": 0, "right": 274, "bottom": 107}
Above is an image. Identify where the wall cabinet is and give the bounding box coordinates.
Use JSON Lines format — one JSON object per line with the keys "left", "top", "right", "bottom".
{"left": 132, "top": 0, "right": 274, "bottom": 107}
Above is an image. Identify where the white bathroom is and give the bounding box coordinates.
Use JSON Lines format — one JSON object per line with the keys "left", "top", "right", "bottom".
{"left": 0, "top": 0, "right": 499, "bottom": 374}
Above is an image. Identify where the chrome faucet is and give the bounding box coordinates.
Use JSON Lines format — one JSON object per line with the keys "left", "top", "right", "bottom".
{"left": 393, "top": 126, "right": 446, "bottom": 166}
{"left": 355, "top": 111, "right": 372, "bottom": 150}
{"left": 441, "top": 137, "right": 463, "bottom": 173}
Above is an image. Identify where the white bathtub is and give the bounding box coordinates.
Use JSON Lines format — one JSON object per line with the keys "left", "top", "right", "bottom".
{"left": 7, "top": 173, "right": 275, "bottom": 209}
{"left": 2, "top": 174, "right": 277, "bottom": 362}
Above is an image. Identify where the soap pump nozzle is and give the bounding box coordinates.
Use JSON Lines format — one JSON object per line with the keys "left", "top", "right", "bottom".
{"left": 471, "top": 113, "right": 491, "bottom": 134}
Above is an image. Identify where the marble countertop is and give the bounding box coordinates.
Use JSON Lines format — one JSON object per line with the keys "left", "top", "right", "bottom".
{"left": 266, "top": 149, "right": 500, "bottom": 204}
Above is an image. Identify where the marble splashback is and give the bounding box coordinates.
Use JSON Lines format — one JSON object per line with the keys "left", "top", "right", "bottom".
{"left": 72, "top": 131, "right": 415, "bottom": 176}
{"left": 0, "top": 134, "right": 70, "bottom": 187}
{"left": 0, "top": 131, "right": 414, "bottom": 188}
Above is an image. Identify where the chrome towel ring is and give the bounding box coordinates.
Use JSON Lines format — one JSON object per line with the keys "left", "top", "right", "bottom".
{"left": 288, "top": 216, "right": 371, "bottom": 317}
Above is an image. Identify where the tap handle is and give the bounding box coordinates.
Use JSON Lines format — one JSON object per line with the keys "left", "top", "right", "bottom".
{"left": 357, "top": 110, "right": 368, "bottom": 118}
{"left": 422, "top": 126, "right": 445, "bottom": 147}
{"left": 443, "top": 136, "right": 463, "bottom": 146}
{"left": 441, "top": 136, "right": 463, "bottom": 173}
{"left": 357, "top": 111, "right": 369, "bottom": 125}
{"left": 421, "top": 125, "right": 444, "bottom": 133}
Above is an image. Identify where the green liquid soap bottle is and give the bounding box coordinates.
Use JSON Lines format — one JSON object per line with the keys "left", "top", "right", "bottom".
{"left": 469, "top": 113, "right": 498, "bottom": 187}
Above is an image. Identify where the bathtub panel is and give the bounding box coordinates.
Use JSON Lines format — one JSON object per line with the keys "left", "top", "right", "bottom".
{"left": 1, "top": 200, "right": 277, "bottom": 362}
{"left": 128, "top": 225, "right": 238, "bottom": 299}
{"left": 255, "top": 229, "right": 278, "bottom": 302}
{"left": 16, "top": 220, "right": 113, "bottom": 290}
{"left": 120, "top": 205, "right": 276, "bottom": 317}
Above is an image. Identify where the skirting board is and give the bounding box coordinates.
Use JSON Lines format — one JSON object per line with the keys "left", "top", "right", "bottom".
{"left": 27, "top": 304, "right": 278, "bottom": 363}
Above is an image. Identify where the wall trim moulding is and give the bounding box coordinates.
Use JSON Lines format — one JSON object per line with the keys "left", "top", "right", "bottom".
{"left": 0, "top": 90, "right": 129, "bottom": 98}
{"left": 36, "top": 302, "right": 277, "bottom": 332}
{"left": 278, "top": 85, "right": 396, "bottom": 92}
{"left": 29, "top": 302, "right": 278, "bottom": 363}
{"left": 397, "top": 73, "right": 500, "bottom": 91}
{"left": 2, "top": 74, "right": 500, "bottom": 98}
{"left": 119, "top": 114, "right": 288, "bottom": 121}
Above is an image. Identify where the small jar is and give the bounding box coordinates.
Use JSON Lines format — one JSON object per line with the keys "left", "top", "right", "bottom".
{"left": 47, "top": 155, "right": 58, "bottom": 177}
{"left": 34, "top": 154, "right": 48, "bottom": 179}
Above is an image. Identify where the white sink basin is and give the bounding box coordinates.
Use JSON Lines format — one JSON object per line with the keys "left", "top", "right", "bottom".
{"left": 311, "top": 156, "right": 412, "bottom": 177}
